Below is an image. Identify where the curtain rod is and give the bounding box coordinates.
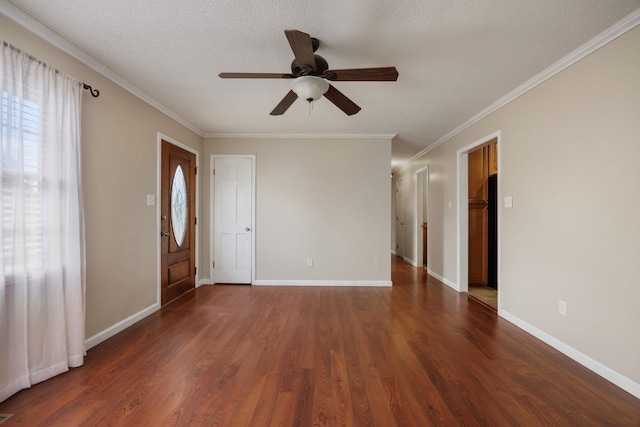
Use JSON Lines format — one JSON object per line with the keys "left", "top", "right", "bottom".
{"left": 82, "top": 83, "right": 100, "bottom": 97}
{"left": 2, "top": 39, "right": 100, "bottom": 98}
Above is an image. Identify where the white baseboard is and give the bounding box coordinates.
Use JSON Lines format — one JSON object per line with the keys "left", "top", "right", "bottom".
{"left": 403, "top": 256, "right": 418, "bottom": 267}
{"left": 197, "top": 278, "right": 211, "bottom": 287}
{"left": 84, "top": 303, "right": 159, "bottom": 350}
{"left": 499, "top": 309, "right": 640, "bottom": 400}
{"left": 427, "top": 270, "right": 459, "bottom": 291}
{"left": 254, "top": 280, "right": 392, "bottom": 287}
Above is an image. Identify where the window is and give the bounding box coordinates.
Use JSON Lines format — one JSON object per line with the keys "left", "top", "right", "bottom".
{"left": 1, "top": 91, "right": 43, "bottom": 279}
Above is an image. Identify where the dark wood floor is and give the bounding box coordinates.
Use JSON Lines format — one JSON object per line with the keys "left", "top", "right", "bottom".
{"left": 2, "top": 257, "right": 639, "bottom": 426}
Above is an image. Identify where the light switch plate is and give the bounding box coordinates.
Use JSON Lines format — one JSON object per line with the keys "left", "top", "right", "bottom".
{"left": 504, "top": 196, "right": 513, "bottom": 208}
{"left": 146, "top": 195, "right": 155, "bottom": 206}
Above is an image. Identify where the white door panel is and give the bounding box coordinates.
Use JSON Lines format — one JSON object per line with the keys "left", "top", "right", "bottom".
{"left": 214, "top": 157, "right": 253, "bottom": 283}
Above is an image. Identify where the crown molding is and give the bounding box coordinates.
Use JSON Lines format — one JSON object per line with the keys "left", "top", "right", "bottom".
{"left": 397, "top": 7, "right": 640, "bottom": 172}
{"left": 204, "top": 133, "right": 397, "bottom": 140}
{"left": 0, "top": 2, "right": 204, "bottom": 137}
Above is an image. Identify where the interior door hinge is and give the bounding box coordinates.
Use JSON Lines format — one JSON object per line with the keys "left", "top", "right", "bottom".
{"left": 194, "top": 266, "right": 197, "bottom": 274}
{"left": 212, "top": 261, "right": 215, "bottom": 268}
{"left": 194, "top": 217, "right": 197, "bottom": 225}
{"left": 195, "top": 166, "right": 198, "bottom": 175}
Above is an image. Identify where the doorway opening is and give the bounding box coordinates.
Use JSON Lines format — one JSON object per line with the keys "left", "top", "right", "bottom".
{"left": 394, "top": 178, "right": 405, "bottom": 259}
{"left": 457, "top": 132, "right": 501, "bottom": 311}
{"left": 415, "top": 167, "right": 429, "bottom": 270}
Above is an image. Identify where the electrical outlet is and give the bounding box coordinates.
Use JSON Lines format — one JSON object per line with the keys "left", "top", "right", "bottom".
{"left": 558, "top": 300, "right": 567, "bottom": 316}
{"left": 306, "top": 258, "right": 313, "bottom": 267}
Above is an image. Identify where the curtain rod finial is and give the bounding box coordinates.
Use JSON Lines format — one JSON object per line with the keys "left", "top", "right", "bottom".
{"left": 82, "top": 83, "right": 100, "bottom": 97}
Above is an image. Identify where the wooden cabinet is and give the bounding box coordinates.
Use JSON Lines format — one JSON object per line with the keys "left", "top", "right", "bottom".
{"left": 488, "top": 142, "right": 498, "bottom": 176}
{"left": 468, "top": 139, "right": 497, "bottom": 286}
{"left": 468, "top": 147, "right": 489, "bottom": 286}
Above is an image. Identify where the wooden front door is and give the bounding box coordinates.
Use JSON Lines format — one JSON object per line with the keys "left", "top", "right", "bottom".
{"left": 161, "top": 140, "right": 196, "bottom": 305}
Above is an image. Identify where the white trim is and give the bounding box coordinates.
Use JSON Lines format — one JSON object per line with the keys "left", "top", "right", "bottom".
{"left": 0, "top": 2, "right": 203, "bottom": 136}
{"left": 403, "top": 256, "right": 418, "bottom": 267}
{"left": 396, "top": 8, "right": 640, "bottom": 172}
{"left": 499, "top": 310, "right": 640, "bottom": 400}
{"left": 496, "top": 135, "right": 503, "bottom": 311}
{"left": 204, "top": 133, "right": 397, "bottom": 140}
{"left": 254, "top": 280, "right": 392, "bottom": 287}
{"left": 197, "top": 279, "right": 210, "bottom": 287}
{"left": 85, "top": 303, "right": 159, "bottom": 350}
{"left": 427, "top": 270, "right": 458, "bottom": 292}
{"left": 456, "top": 148, "right": 468, "bottom": 293}
{"left": 157, "top": 133, "right": 201, "bottom": 303}
{"left": 210, "top": 154, "right": 257, "bottom": 285}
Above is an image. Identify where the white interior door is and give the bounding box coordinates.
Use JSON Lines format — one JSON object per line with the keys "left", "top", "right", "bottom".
{"left": 214, "top": 157, "right": 253, "bottom": 284}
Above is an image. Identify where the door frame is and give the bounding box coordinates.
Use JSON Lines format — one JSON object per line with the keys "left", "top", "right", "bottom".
{"left": 156, "top": 133, "right": 200, "bottom": 305}
{"left": 456, "top": 131, "right": 501, "bottom": 308}
{"left": 394, "top": 177, "right": 405, "bottom": 258}
{"left": 415, "top": 166, "right": 429, "bottom": 269}
{"left": 210, "top": 154, "right": 256, "bottom": 284}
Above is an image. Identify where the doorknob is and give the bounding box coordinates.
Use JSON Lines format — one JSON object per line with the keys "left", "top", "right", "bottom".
{"left": 161, "top": 231, "right": 169, "bottom": 237}
{"left": 245, "top": 227, "right": 251, "bottom": 232}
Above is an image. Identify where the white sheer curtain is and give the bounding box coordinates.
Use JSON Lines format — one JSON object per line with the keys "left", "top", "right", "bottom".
{"left": 0, "top": 40, "right": 85, "bottom": 402}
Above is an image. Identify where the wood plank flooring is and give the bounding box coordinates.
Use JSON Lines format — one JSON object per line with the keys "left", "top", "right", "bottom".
{"left": 1, "top": 256, "right": 639, "bottom": 426}
{"left": 468, "top": 286, "right": 497, "bottom": 310}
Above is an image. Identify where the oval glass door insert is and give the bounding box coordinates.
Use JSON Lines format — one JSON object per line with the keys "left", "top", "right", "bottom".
{"left": 171, "top": 164, "right": 187, "bottom": 247}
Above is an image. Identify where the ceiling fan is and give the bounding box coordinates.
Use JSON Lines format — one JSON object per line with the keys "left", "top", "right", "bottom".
{"left": 219, "top": 29, "right": 399, "bottom": 116}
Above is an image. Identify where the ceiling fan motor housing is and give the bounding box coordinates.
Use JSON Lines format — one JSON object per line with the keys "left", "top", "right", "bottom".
{"left": 291, "top": 54, "right": 329, "bottom": 76}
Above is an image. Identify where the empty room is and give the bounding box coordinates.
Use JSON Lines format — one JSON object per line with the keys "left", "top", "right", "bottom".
{"left": 1, "top": 1, "right": 640, "bottom": 425}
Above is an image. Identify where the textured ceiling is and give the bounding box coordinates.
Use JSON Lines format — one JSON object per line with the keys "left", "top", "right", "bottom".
{"left": 4, "top": 0, "right": 640, "bottom": 169}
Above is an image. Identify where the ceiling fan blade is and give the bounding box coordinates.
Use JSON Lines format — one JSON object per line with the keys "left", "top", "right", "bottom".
{"left": 270, "top": 90, "right": 298, "bottom": 116}
{"left": 323, "top": 85, "right": 361, "bottom": 116}
{"left": 219, "top": 72, "right": 295, "bottom": 79}
{"left": 285, "top": 30, "right": 316, "bottom": 69}
{"left": 324, "top": 67, "right": 399, "bottom": 81}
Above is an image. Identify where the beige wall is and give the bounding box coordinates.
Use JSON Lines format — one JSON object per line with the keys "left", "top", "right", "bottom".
{"left": 394, "top": 26, "right": 640, "bottom": 386}
{"left": 202, "top": 137, "right": 392, "bottom": 283}
{"left": 1, "top": 15, "right": 203, "bottom": 338}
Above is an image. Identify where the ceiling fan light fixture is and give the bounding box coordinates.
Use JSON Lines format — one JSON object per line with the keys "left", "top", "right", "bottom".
{"left": 291, "top": 76, "right": 329, "bottom": 102}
